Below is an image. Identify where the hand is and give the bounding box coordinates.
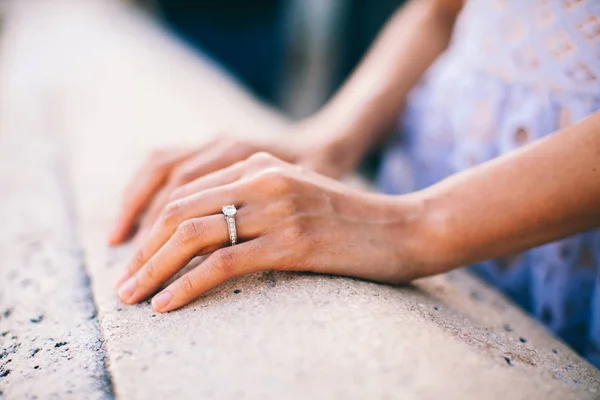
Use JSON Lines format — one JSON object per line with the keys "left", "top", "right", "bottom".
{"left": 114, "top": 153, "right": 427, "bottom": 312}
{"left": 108, "top": 120, "right": 355, "bottom": 246}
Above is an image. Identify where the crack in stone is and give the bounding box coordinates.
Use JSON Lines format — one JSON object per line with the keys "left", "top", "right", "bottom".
{"left": 55, "top": 146, "right": 116, "bottom": 400}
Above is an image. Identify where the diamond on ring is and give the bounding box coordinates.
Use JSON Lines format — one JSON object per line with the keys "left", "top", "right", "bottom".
{"left": 222, "top": 205, "right": 237, "bottom": 217}
{"left": 222, "top": 205, "right": 238, "bottom": 245}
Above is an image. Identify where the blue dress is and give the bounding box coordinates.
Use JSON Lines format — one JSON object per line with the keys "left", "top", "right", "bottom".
{"left": 377, "top": 0, "right": 600, "bottom": 367}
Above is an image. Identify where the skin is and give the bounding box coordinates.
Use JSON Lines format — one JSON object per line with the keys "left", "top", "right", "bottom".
{"left": 112, "top": 0, "right": 600, "bottom": 313}
{"left": 108, "top": 0, "right": 460, "bottom": 244}
{"left": 108, "top": 122, "right": 350, "bottom": 245}
{"left": 115, "top": 153, "right": 426, "bottom": 311}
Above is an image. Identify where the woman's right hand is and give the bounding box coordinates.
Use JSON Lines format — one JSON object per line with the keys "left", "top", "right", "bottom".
{"left": 108, "top": 119, "right": 359, "bottom": 245}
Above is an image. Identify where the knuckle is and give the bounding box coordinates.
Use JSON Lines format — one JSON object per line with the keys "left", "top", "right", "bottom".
{"left": 162, "top": 201, "right": 184, "bottom": 227}
{"left": 247, "top": 151, "right": 276, "bottom": 166}
{"left": 132, "top": 249, "right": 146, "bottom": 269}
{"left": 176, "top": 219, "right": 203, "bottom": 246}
{"left": 144, "top": 258, "right": 158, "bottom": 281}
{"left": 179, "top": 273, "right": 197, "bottom": 297}
{"left": 282, "top": 196, "right": 301, "bottom": 215}
{"left": 255, "top": 167, "right": 293, "bottom": 193}
{"left": 210, "top": 249, "right": 237, "bottom": 277}
{"left": 243, "top": 242, "right": 260, "bottom": 261}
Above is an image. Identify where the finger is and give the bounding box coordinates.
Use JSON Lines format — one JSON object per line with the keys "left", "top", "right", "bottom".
{"left": 134, "top": 163, "right": 242, "bottom": 243}
{"left": 118, "top": 207, "right": 264, "bottom": 304}
{"left": 134, "top": 143, "right": 251, "bottom": 240}
{"left": 115, "top": 180, "right": 248, "bottom": 288}
{"left": 168, "top": 160, "right": 246, "bottom": 203}
{"left": 176, "top": 139, "right": 252, "bottom": 181}
{"left": 108, "top": 148, "right": 198, "bottom": 245}
{"left": 151, "top": 238, "right": 269, "bottom": 312}
{"left": 118, "top": 215, "right": 224, "bottom": 304}
{"left": 169, "top": 152, "right": 288, "bottom": 203}
{"left": 135, "top": 186, "right": 173, "bottom": 243}
{"left": 108, "top": 168, "right": 167, "bottom": 245}
{"left": 134, "top": 149, "right": 240, "bottom": 240}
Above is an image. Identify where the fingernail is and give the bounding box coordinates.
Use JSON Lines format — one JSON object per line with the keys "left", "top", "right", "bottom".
{"left": 118, "top": 278, "right": 137, "bottom": 302}
{"left": 152, "top": 291, "right": 172, "bottom": 312}
{"left": 114, "top": 269, "right": 130, "bottom": 289}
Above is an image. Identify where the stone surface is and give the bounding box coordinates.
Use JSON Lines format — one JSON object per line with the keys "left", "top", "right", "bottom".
{"left": 0, "top": 120, "right": 112, "bottom": 398}
{"left": 0, "top": 1, "right": 599, "bottom": 399}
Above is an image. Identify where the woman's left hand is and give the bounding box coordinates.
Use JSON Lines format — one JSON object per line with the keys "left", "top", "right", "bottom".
{"left": 115, "top": 153, "right": 428, "bottom": 312}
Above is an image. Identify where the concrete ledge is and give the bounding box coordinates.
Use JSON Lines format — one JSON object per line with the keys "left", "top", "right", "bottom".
{"left": 0, "top": 133, "right": 111, "bottom": 399}
{"left": 1, "top": 2, "right": 599, "bottom": 399}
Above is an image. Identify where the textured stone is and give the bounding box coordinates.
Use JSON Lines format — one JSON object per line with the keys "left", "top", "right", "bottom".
{"left": 0, "top": 128, "right": 112, "bottom": 399}
{"left": 0, "top": 1, "right": 599, "bottom": 400}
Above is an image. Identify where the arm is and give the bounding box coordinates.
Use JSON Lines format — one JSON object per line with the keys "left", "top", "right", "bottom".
{"left": 407, "top": 111, "right": 600, "bottom": 277}
{"left": 306, "top": 0, "right": 463, "bottom": 172}
{"left": 109, "top": 0, "right": 462, "bottom": 244}
{"left": 113, "top": 113, "right": 600, "bottom": 312}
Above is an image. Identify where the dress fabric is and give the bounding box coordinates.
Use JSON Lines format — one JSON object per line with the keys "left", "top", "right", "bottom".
{"left": 377, "top": 0, "right": 600, "bottom": 366}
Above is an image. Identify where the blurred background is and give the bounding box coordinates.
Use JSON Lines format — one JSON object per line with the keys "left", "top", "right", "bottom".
{"left": 131, "top": 0, "right": 404, "bottom": 118}
{"left": 0, "top": 0, "right": 407, "bottom": 179}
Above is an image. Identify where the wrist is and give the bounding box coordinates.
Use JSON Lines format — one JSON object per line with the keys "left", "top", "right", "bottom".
{"left": 289, "top": 114, "right": 370, "bottom": 177}
{"left": 375, "top": 190, "right": 461, "bottom": 282}
{"left": 408, "top": 189, "right": 468, "bottom": 276}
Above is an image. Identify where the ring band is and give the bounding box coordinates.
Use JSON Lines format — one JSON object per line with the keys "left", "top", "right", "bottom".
{"left": 222, "top": 205, "right": 238, "bottom": 246}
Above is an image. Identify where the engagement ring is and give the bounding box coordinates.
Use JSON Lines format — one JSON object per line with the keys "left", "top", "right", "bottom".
{"left": 222, "top": 205, "right": 238, "bottom": 246}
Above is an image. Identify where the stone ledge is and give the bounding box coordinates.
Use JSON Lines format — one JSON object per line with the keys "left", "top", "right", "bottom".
{"left": 0, "top": 134, "right": 112, "bottom": 400}
{"left": 0, "top": 1, "right": 599, "bottom": 399}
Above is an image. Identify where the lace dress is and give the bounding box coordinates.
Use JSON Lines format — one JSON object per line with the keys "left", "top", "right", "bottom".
{"left": 377, "top": 0, "right": 600, "bottom": 366}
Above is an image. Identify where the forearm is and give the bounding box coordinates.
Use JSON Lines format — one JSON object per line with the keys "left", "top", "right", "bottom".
{"left": 409, "top": 111, "right": 600, "bottom": 276}
{"left": 312, "top": 0, "right": 461, "bottom": 166}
